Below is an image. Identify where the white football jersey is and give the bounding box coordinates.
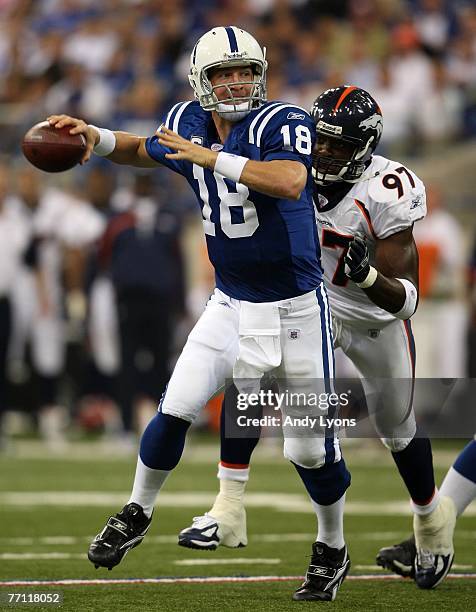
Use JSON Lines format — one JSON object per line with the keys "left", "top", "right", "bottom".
{"left": 315, "top": 155, "right": 426, "bottom": 325}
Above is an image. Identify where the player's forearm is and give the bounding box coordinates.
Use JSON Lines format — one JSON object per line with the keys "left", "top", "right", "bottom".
{"left": 238, "top": 160, "right": 306, "bottom": 200}
{"left": 98, "top": 131, "right": 157, "bottom": 167}
{"left": 362, "top": 274, "right": 408, "bottom": 313}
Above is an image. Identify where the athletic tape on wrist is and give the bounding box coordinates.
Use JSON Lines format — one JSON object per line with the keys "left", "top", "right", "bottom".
{"left": 356, "top": 266, "right": 378, "bottom": 289}
{"left": 394, "top": 278, "right": 418, "bottom": 320}
{"left": 214, "top": 152, "right": 248, "bottom": 183}
{"left": 90, "top": 126, "right": 116, "bottom": 157}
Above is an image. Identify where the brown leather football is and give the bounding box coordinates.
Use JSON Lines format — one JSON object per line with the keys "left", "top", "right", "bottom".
{"left": 22, "top": 121, "right": 87, "bottom": 173}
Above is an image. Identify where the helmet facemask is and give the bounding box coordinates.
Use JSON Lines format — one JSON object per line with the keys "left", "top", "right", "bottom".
{"left": 312, "top": 133, "right": 374, "bottom": 185}
{"left": 189, "top": 27, "right": 268, "bottom": 122}
{"left": 197, "top": 60, "right": 266, "bottom": 122}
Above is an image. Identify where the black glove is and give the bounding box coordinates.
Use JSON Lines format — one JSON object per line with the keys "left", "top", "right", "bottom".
{"left": 344, "top": 236, "right": 370, "bottom": 284}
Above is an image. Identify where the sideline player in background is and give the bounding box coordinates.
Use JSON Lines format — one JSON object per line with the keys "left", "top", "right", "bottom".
{"left": 48, "top": 27, "right": 351, "bottom": 602}
{"left": 377, "top": 438, "right": 476, "bottom": 578}
{"left": 179, "top": 86, "right": 456, "bottom": 590}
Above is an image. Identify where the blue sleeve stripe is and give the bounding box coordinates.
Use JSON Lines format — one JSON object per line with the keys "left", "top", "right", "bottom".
{"left": 256, "top": 104, "right": 309, "bottom": 147}
{"left": 172, "top": 101, "right": 193, "bottom": 133}
{"left": 248, "top": 102, "right": 282, "bottom": 144}
{"left": 225, "top": 26, "right": 239, "bottom": 52}
{"left": 164, "top": 102, "right": 183, "bottom": 129}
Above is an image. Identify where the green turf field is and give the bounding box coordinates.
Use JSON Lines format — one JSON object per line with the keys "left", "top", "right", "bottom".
{"left": 0, "top": 437, "right": 474, "bottom": 611}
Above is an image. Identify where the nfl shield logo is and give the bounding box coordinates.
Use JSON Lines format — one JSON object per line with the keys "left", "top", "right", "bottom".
{"left": 288, "top": 329, "right": 300, "bottom": 340}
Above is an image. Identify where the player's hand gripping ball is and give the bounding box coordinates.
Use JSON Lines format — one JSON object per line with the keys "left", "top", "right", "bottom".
{"left": 22, "top": 121, "right": 87, "bottom": 173}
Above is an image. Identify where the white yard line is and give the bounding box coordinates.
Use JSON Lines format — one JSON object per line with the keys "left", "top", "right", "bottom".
{"left": 174, "top": 558, "right": 281, "bottom": 566}
{"left": 4, "top": 440, "right": 464, "bottom": 469}
{"left": 1, "top": 491, "right": 475, "bottom": 516}
{"left": 2, "top": 531, "right": 474, "bottom": 547}
{"left": 1, "top": 574, "right": 475, "bottom": 587}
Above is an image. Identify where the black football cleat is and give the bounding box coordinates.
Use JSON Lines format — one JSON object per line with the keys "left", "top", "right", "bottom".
{"left": 414, "top": 548, "right": 454, "bottom": 589}
{"left": 88, "top": 503, "right": 152, "bottom": 570}
{"left": 376, "top": 535, "right": 416, "bottom": 578}
{"left": 293, "top": 542, "right": 350, "bottom": 602}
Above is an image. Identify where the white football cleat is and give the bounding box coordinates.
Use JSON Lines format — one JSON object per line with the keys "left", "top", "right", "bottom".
{"left": 178, "top": 506, "right": 247, "bottom": 550}
{"left": 413, "top": 495, "right": 457, "bottom": 589}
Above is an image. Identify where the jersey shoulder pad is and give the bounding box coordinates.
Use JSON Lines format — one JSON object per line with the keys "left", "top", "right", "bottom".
{"left": 160, "top": 100, "right": 203, "bottom": 137}
{"left": 366, "top": 156, "right": 426, "bottom": 239}
{"left": 247, "top": 101, "right": 312, "bottom": 146}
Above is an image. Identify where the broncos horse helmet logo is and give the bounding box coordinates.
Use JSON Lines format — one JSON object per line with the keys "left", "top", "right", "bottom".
{"left": 359, "top": 113, "right": 383, "bottom": 139}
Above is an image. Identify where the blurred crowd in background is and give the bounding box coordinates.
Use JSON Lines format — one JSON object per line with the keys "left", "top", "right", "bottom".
{"left": 0, "top": 0, "right": 475, "bottom": 450}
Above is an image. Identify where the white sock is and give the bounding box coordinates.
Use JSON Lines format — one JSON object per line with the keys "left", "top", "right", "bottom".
{"left": 209, "top": 465, "right": 249, "bottom": 518}
{"left": 440, "top": 466, "right": 476, "bottom": 517}
{"left": 411, "top": 487, "right": 440, "bottom": 516}
{"left": 217, "top": 462, "right": 250, "bottom": 482}
{"left": 311, "top": 493, "right": 346, "bottom": 550}
{"left": 127, "top": 456, "right": 170, "bottom": 518}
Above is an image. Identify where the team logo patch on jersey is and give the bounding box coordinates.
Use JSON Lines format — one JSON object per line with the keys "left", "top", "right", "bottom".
{"left": 317, "top": 194, "right": 329, "bottom": 209}
{"left": 368, "top": 329, "right": 380, "bottom": 338}
{"left": 211, "top": 143, "right": 223, "bottom": 151}
{"left": 287, "top": 112, "right": 306, "bottom": 120}
{"left": 191, "top": 136, "right": 203, "bottom": 145}
{"left": 288, "top": 329, "right": 301, "bottom": 340}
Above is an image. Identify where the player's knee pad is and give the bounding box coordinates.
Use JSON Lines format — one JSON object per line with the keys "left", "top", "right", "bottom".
{"left": 283, "top": 438, "right": 326, "bottom": 470}
{"left": 380, "top": 436, "right": 413, "bottom": 452}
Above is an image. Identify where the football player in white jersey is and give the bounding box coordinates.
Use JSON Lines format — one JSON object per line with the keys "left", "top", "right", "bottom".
{"left": 179, "top": 86, "right": 456, "bottom": 590}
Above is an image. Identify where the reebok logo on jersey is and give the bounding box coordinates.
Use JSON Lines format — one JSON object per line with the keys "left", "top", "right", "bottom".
{"left": 287, "top": 112, "right": 306, "bottom": 120}
{"left": 410, "top": 194, "right": 423, "bottom": 209}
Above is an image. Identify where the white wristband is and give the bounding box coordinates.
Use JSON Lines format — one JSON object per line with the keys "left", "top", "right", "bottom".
{"left": 214, "top": 152, "right": 248, "bottom": 183}
{"left": 356, "top": 266, "right": 378, "bottom": 289}
{"left": 394, "top": 278, "right": 418, "bottom": 320}
{"left": 90, "top": 126, "right": 116, "bottom": 157}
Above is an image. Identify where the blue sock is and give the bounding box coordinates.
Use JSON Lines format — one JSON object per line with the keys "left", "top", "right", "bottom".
{"left": 392, "top": 436, "right": 435, "bottom": 505}
{"left": 453, "top": 440, "right": 476, "bottom": 483}
{"left": 139, "top": 412, "right": 190, "bottom": 470}
{"left": 220, "top": 384, "right": 261, "bottom": 466}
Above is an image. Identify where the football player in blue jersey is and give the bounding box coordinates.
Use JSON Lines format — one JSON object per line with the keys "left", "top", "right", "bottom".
{"left": 48, "top": 26, "right": 351, "bottom": 601}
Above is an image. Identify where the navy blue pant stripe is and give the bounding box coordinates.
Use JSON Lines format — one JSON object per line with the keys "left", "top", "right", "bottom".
{"left": 225, "top": 26, "right": 239, "bottom": 52}
{"left": 316, "top": 285, "right": 336, "bottom": 464}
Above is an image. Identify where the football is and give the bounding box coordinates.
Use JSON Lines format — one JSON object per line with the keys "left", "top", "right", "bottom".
{"left": 22, "top": 121, "right": 87, "bottom": 172}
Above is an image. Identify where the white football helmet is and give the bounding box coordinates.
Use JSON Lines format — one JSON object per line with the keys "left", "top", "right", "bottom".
{"left": 189, "top": 26, "right": 267, "bottom": 121}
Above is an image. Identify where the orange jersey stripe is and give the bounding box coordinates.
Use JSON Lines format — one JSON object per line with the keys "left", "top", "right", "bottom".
{"left": 354, "top": 199, "right": 376, "bottom": 238}
{"left": 333, "top": 86, "right": 358, "bottom": 113}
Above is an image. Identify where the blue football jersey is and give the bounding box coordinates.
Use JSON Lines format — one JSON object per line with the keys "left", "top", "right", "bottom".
{"left": 146, "top": 100, "right": 323, "bottom": 302}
